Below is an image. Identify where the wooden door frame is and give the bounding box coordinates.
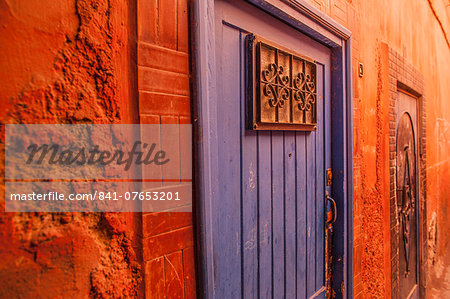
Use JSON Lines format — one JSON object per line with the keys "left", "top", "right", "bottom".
{"left": 190, "top": 1, "right": 353, "bottom": 297}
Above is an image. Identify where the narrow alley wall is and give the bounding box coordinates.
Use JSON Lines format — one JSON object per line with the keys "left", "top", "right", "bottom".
{"left": 0, "top": 0, "right": 143, "bottom": 297}
{"left": 0, "top": 0, "right": 196, "bottom": 297}
{"left": 303, "top": 0, "right": 450, "bottom": 297}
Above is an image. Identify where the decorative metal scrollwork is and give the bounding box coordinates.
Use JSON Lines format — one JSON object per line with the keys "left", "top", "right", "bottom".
{"left": 293, "top": 72, "right": 316, "bottom": 112}
{"left": 261, "top": 63, "right": 290, "bottom": 108}
{"left": 247, "top": 34, "right": 318, "bottom": 131}
{"left": 396, "top": 112, "right": 417, "bottom": 279}
{"left": 399, "top": 150, "right": 414, "bottom": 276}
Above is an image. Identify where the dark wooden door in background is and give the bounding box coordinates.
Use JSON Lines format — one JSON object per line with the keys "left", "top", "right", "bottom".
{"left": 396, "top": 91, "right": 419, "bottom": 299}
{"left": 210, "top": 1, "right": 332, "bottom": 297}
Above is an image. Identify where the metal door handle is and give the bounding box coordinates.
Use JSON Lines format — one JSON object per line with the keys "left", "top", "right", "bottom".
{"left": 326, "top": 192, "right": 337, "bottom": 224}
{"left": 325, "top": 192, "right": 337, "bottom": 296}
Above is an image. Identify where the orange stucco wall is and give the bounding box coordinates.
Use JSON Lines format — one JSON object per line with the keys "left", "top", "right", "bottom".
{"left": 0, "top": 0, "right": 144, "bottom": 297}
{"left": 0, "top": 0, "right": 195, "bottom": 297}
{"left": 303, "top": 0, "right": 450, "bottom": 297}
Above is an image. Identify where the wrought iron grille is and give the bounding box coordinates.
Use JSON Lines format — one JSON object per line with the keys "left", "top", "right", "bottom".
{"left": 247, "top": 34, "right": 317, "bottom": 131}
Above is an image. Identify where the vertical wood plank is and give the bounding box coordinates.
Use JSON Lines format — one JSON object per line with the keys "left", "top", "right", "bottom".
{"left": 296, "top": 132, "right": 307, "bottom": 298}
{"left": 242, "top": 130, "right": 259, "bottom": 299}
{"left": 258, "top": 131, "right": 273, "bottom": 299}
{"left": 158, "top": 0, "right": 178, "bottom": 49}
{"left": 271, "top": 131, "right": 285, "bottom": 297}
{"left": 306, "top": 131, "right": 317, "bottom": 297}
{"left": 165, "top": 251, "right": 185, "bottom": 298}
{"left": 137, "top": 0, "right": 157, "bottom": 44}
{"left": 215, "top": 25, "right": 242, "bottom": 297}
{"left": 177, "top": 0, "right": 189, "bottom": 53}
{"left": 183, "top": 247, "right": 196, "bottom": 299}
{"left": 145, "top": 257, "right": 165, "bottom": 299}
{"left": 284, "top": 131, "right": 297, "bottom": 297}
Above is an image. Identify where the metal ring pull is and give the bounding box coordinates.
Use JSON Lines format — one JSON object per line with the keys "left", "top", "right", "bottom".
{"left": 326, "top": 192, "right": 337, "bottom": 224}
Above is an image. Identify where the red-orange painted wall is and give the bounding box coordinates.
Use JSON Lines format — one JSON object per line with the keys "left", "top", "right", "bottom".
{"left": 0, "top": 0, "right": 144, "bottom": 297}
{"left": 1, "top": 0, "right": 449, "bottom": 298}
{"left": 302, "top": 0, "right": 450, "bottom": 297}
{"left": 0, "top": 0, "right": 196, "bottom": 297}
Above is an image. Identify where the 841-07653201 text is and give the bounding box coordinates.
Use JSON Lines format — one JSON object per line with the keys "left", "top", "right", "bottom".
{"left": 9, "top": 191, "right": 182, "bottom": 201}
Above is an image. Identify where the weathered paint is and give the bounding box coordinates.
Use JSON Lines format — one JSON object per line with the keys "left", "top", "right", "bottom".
{"left": 0, "top": 0, "right": 194, "bottom": 297}
{"left": 192, "top": 0, "right": 352, "bottom": 298}
{"left": 209, "top": 8, "right": 330, "bottom": 296}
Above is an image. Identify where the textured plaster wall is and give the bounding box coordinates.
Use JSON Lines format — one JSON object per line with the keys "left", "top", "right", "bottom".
{"left": 0, "top": 0, "right": 195, "bottom": 297}
{"left": 305, "top": 0, "right": 450, "bottom": 297}
{"left": 0, "top": 0, "right": 143, "bottom": 297}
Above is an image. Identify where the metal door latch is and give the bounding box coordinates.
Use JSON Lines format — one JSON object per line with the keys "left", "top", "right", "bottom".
{"left": 326, "top": 191, "right": 337, "bottom": 225}
{"left": 326, "top": 168, "right": 332, "bottom": 186}
{"left": 325, "top": 191, "right": 337, "bottom": 298}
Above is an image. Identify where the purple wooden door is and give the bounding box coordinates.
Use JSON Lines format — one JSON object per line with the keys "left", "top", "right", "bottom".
{"left": 211, "top": 0, "right": 332, "bottom": 297}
